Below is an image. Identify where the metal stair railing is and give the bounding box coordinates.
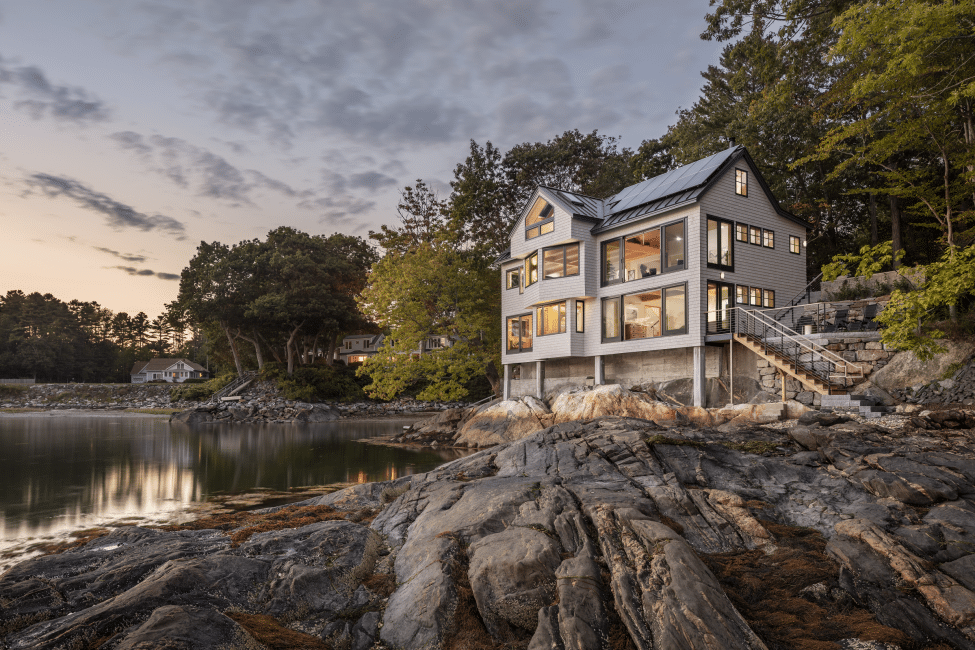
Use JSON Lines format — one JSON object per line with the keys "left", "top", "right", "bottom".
{"left": 210, "top": 370, "right": 259, "bottom": 402}
{"left": 731, "top": 307, "right": 865, "bottom": 389}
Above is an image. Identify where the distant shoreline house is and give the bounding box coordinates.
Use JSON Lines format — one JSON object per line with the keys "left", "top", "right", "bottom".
{"left": 338, "top": 334, "right": 454, "bottom": 364}
{"left": 497, "top": 145, "right": 812, "bottom": 406}
{"left": 130, "top": 359, "right": 209, "bottom": 384}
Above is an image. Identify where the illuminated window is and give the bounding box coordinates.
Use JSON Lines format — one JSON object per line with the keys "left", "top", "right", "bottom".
{"left": 750, "top": 287, "right": 762, "bottom": 306}
{"left": 604, "top": 283, "right": 686, "bottom": 341}
{"left": 576, "top": 301, "right": 585, "bottom": 333}
{"left": 707, "top": 217, "right": 734, "bottom": 270}
{"left": 764, "top": 290, "right": 775, "bottom": 308}
{"left": 735, "top": 169, "right": 747, "bottom": 196}
{"left": 505, "top": 268, "right": 520, "bottom": 290}
{"left": 749, "top": 226, "right": 761, "bottom": 246}
{"left": 525, "top": 198, "right": 555, "bottom": 240}
{"left": 536, "top": 302, "right": 566, "bottom": 336}
{"left": 790, "top": 236, "right": 801, "bottom": 254}
{"left": 506, "top": 314, "right": 533, "bottom": 352}
{"left": 763, "top": 229, "right": 774, "bottom": 248}
{"left": 736, "top": 285, "right": 747, "bottom": 304}
{"left": 543, "top": 244, "right": 580, "bottom": 279}
{"left": 602, "top": 220, "right": 684, "bottom": 285}
{"left": 735, "top": 223, "right": 748, "bottom": 242}
{"left": 525, "top": 252, "right": 538, "bottom": 286}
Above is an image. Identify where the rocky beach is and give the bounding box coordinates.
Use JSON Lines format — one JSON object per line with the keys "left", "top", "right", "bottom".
{"left": 2, "top": 382, "right": 974, "bottom": 650}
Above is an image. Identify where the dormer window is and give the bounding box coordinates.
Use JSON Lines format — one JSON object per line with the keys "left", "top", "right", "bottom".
{"left": 525, "top": 198, "right": 554, "bottom": 239}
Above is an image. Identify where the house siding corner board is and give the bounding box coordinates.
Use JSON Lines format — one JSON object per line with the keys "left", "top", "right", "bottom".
{"left": 697, "top": 163, "right": 808, "bottom": 308}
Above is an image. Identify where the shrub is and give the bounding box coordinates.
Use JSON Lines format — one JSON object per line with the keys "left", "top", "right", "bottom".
{"left": 260, "top": 362, "right": 286, "bottom": 381}
{"left": 277, "top": 364, "right": 365, "bottom": 402}
{"left": 169, "top": 373, "right": 234, "bottom": 402}
{"left": 180, "top": 377, "right": 208, "bottom": 384}
{"left": 0, "top": 384, "right": 29, "bottom": 397}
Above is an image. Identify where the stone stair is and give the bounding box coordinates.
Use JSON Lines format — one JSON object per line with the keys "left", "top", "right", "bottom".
{"left": 819, "top": 393, "right": 894, "bottom": 419}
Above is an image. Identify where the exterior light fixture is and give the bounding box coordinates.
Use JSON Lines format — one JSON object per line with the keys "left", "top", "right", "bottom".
{"left": 720, "top": 272, "right": 726, "bottom": 279}
{"left": 802, "top": 240, "right": 807, "bottom": 247}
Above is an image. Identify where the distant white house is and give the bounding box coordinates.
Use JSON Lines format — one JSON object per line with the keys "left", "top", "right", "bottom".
{"left": 337, "top": 333, "right": 454, "bottom": 364}
{"left": 131, "top": 358, "right": 209, "bottom": 383}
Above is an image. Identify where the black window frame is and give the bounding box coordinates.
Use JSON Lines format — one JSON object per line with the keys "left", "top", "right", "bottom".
{"left": 735, "top": 169, "right": 748, "bottom": 196}
{"left": 789, "top": 235, "right": 801, "bottom": 255}
{"left": 706, "top": 216, "right": 735, "bottom": 272}
{"left": 505, "top": 313, "right": 533, "bottom": 353}
{"left": 600, "top": 217, "right": 686, "bottom": 286}
{"left": 735, "top": 222, "right": 748, "bottom": 242}
{"left": 749, "top": 225, "right": 762, "bottom": 246}
{"left": 736, "top": 285, "right": 748, "bottom": 304}
{"left": 763, "top": 229, "right": 775, "bottom": 249}
{"left": 763, "top": 289, "right": 775, "bottom": 308}
{"left": 536, "top": 301, "right": 567, "bottom": 337}
{"left": 505, "top": 267, "right": 520, "bottom": 290}
{"left": 602, "top": 281, "right": 688, "bottom": 342}
{"left": 542, "top": 243, "right": 581, "bottom": 280}
{"left": 575, "top": 300, "right": 585, "bottom": 333}
{"left": 525, "top": 199, "right": 555, "bottom": 240}
{"left": 525, "top": 252, "right": 539, "bottom": 287}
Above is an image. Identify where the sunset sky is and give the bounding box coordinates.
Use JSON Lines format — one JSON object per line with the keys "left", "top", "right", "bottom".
{"left": 1, "top": 0, "right": 723, "bottom": 319}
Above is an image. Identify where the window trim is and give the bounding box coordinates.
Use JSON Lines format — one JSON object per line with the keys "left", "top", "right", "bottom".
{"left": 505, "top": 267, "right": 521, "bottom": 290}
{"left": 763, "top": 289, "right": 775, "bottom": 308}
{"left": 575, "top": 300, "right": 585, "bottom": 333}
{"left": 506, "top": 313, "right": 534, "bottom": 353}
{"left": 601, "top": 281, "right": 688, "bottom": 342}
{"left": 735, "top": 168, "right": 748, "bottom": 197}
{"left": 600, "top": 217, "right": 686, "bottom": 286}
{"left": 763, "top": 229, "right": 775, "bottom": 249}
{"left": 789, "top": 235, "right": 801, "bottom": 255}
{"left": 535, "top": 301, "right": 567, "bottom": 337}
{"left": 525, "top": 252, "right": 539, "bottom": 287}
{"left": 706, "top": 215, "right": 735, "bottom": 272}
{"left": 735, "top": 222, "right": 748, "bottom": 243}
{"left": 542, "top": 243, "right": 581, "bottom": 280}
{"left": 749, "top": 225, "right": 762, "bottom": 246}
{"left": 525, "top": 199, "right": 555, "bottom": 240}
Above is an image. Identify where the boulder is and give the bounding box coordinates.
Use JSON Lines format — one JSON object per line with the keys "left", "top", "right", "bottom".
{"left": 550, "top": 385, "right": 681, "bottom": 424}
{"left": 870, "top": 341, "right": 975, "bottom": 391}
{"left": 454, "top": 397, "right": 552, "bottom": 447}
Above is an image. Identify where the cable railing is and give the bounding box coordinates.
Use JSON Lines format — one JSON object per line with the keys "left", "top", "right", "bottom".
{"left": 707, "top": 307, "right": 865, "bottom": 389}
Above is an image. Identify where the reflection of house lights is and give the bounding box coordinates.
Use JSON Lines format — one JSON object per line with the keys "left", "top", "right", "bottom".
{"left": 356, "top": 470, "right": 368, "bottom": 484}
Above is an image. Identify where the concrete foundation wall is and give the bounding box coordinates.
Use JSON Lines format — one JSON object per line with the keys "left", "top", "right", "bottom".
{"left": 507, "top": 343, "right": 765, "bottom": 400}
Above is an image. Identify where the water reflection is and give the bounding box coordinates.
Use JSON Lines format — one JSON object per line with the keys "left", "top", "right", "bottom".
{"left": 0, "top": 415, "right": 463, "bottom": 558}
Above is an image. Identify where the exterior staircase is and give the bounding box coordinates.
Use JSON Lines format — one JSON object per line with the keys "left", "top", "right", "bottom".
{"left": 730, "top": 307, "right": 864, "bottom": 396}
{"left": 211, "top": 370, "right": 259, "bottom": 403}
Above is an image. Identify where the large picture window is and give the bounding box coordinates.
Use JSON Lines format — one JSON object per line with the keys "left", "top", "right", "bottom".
{"left": 543, "top": 243, "right": 580, "bottom": 279}
{"left": 536, "top": 302, "right": 566, "bottom": 336}
{"left": 525, "top": 198, "right": 555, "bottom": 240}
{"left": 525, "top": 252, "right": 538, "bottom": 287}
{"left": 604, "top": 283, "right": 686, "bottom": 341}
{"left": 601, "top": 219, "right": 685, "bottom": 285}
{"left": 506, "top": 314, "right": 533, "bottom": 352}
{"left": 707, "top": 217, "right": 734, "bottom": 270}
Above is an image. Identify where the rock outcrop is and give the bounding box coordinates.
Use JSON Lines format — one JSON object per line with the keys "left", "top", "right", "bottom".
{"left": 3, "top": 410, "right": 974, "bottom": 649}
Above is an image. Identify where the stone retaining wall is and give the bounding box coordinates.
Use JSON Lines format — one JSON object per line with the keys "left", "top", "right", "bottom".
{"left": 757, "top": 333, "right": 894, "bottom": 404}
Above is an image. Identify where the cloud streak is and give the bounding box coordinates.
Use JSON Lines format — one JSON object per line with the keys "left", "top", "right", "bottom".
{"left": 0, "top": 57, "right": 110, "bottom": 123}
{"left": 109, "top": 266, "right": 179, "bottom": 281}
{"left": 26, "top": 173, "right": 186, "bottom": 239}
{"left": 94, "top": 247, "right": 148, "bottom": 263}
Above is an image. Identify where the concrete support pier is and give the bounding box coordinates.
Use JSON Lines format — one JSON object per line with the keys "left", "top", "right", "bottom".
{"left": 595, "top": 355, "right": 605, "bottom": 385}
{"left": 502, "top": 364, "right": 511, "bottom": 401}
{"left": 693, "top": 346, "right": 705, "bottom": 407}
{"left": 536, "top": 361, "right": 545, "bottom": 399}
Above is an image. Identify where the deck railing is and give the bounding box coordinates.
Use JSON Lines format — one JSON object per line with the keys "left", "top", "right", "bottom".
{"left": 707, "top": 306, "right": 865, "bottom": 388}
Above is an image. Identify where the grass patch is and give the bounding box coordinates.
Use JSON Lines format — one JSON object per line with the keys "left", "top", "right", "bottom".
{"left": 0, "top": 384, "right": 29, "bottom": 397}
{"left": 162, "top": 504, "right": 373, "bottom": 547}
{"left": 362, "top": 572, "right": 396, "bottom": 598}
{"left": 225, "top": 612, "right": 331, "bottom": 649}
{"left": 720, "top": 441, "right": 781, "bottom": 455}
{"left": 703, "top": 519, "right": 913, "bottom": 650}
{"left": 0, "top": 408, "right": 45, "bottom": 413}
{"left": 643, "top": 434, "right": 706, "bottom": 448}
{"left": 124, "top": 408, "right": 183, "bottom": 415}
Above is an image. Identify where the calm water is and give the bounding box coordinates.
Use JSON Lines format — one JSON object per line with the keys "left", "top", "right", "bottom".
{"left": 0, "top": 414, "right": 462, "bottom": 565}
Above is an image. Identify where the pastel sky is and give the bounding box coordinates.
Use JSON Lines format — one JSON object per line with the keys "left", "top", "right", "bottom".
{"left": 0, "top": 0, "right": 723, "bottom": 319}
